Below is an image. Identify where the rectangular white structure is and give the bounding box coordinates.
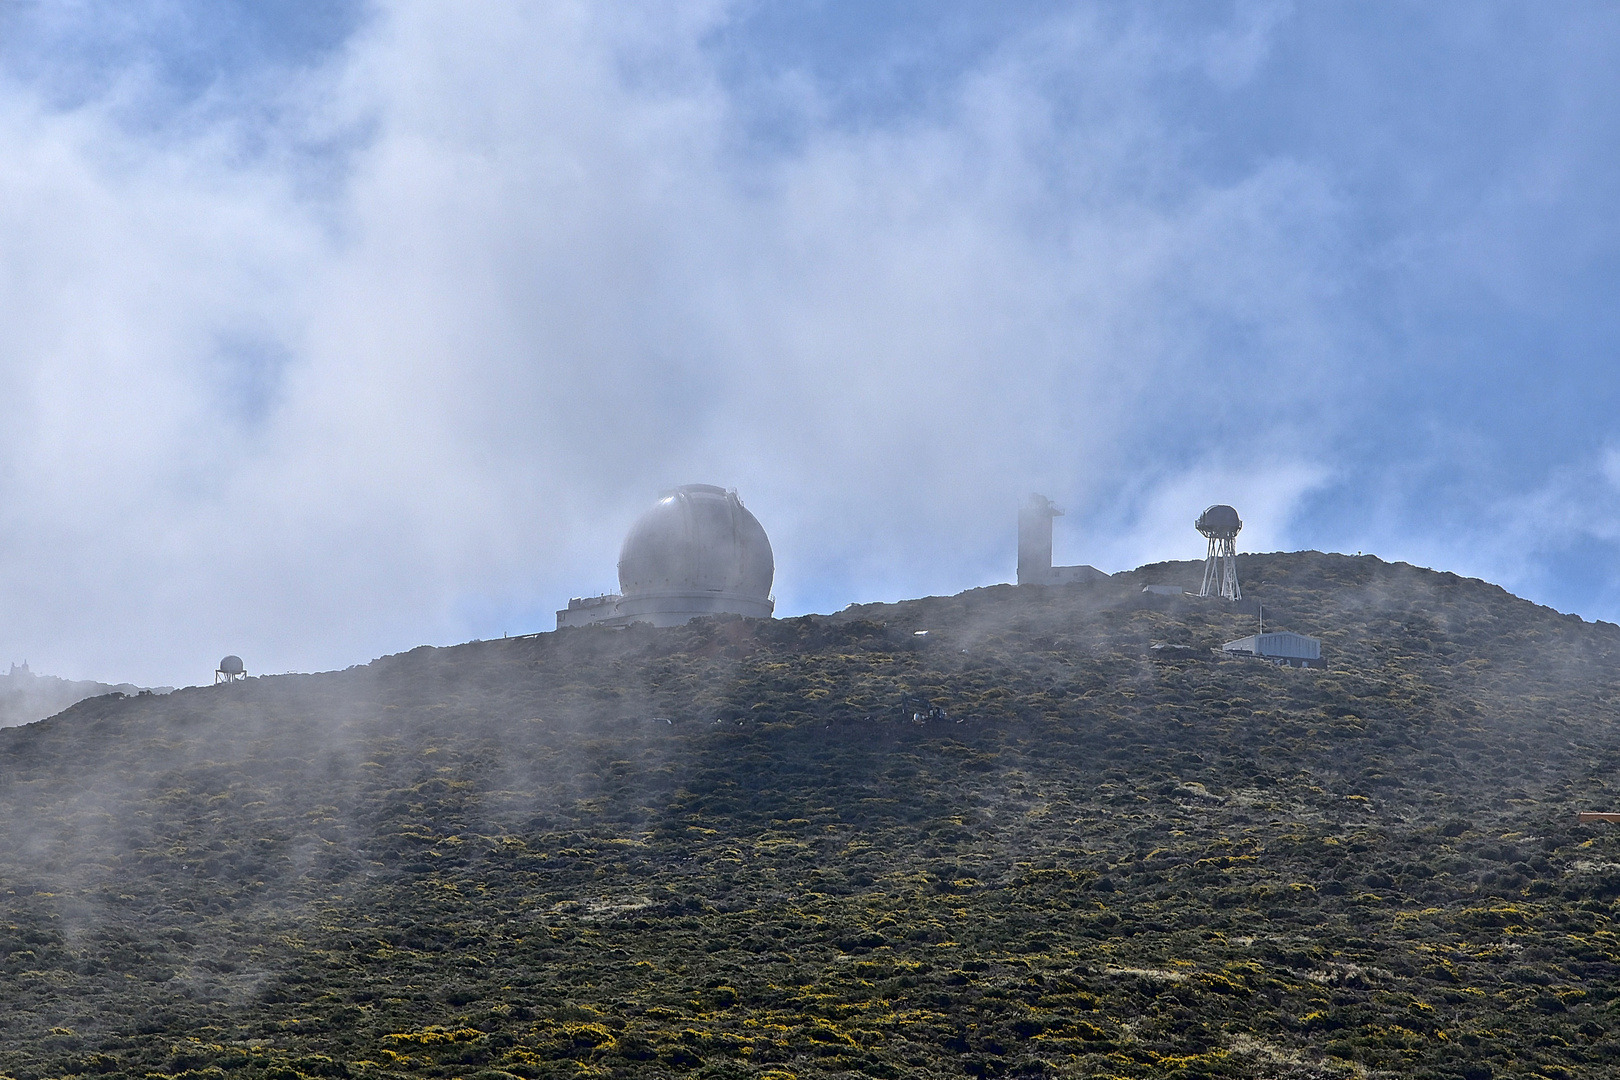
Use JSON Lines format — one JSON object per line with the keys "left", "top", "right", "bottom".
{"left": 556, "top": 593, "right": 623, "bottom": 629}
{"left": 1222, "top": 631, "right": 1322, "bottom": 667}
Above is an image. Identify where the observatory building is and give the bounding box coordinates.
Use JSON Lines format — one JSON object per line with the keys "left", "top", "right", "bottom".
{"left": 556, "top": 484, "right": 775, "bottom": 630}
{"left": 1017, "top": 494, "right": 1105, "bottom": 586}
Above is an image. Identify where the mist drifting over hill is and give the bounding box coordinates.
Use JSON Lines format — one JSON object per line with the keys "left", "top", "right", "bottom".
{"left": 0, "top": 663, "right": 169, "bottom": 730}
{"left": 0, "top": 553, "right": 1617, "bottom": 1079}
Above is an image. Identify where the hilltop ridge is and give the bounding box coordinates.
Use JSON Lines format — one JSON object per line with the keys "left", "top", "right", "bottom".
{"left": 0, "top": 663, "right": 170, "bottom": 730}
{"left": 0, "top": 551, "right": 1617, "bottom": 1079}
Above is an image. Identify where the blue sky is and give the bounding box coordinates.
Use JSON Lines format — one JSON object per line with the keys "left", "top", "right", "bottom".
{"left": 0, "top": 2, "right": 1617, "bottom": 685}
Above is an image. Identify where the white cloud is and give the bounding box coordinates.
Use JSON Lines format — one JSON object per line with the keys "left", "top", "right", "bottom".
{"left": 0, "top": 3, "right": 1359, "bottom": 684}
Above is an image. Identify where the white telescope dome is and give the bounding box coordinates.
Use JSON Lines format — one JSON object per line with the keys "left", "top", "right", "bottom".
{"left": 615, "top": 484, "right": 774, "bottom": 626}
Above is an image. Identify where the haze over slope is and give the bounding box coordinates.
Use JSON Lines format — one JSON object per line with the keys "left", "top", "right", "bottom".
{"left": 0, "top": 552, "right": 1617, "bottom": 1079}
{"left": 0, "top": 665, "right": 167, "bottom": 730}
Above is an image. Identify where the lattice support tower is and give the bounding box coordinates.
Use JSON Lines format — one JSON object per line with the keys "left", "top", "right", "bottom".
{"left": 1195, "top": 505, "right": 1243, "bottom": 601}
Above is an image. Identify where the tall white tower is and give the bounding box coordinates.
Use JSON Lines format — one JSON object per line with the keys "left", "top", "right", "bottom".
{"left": 1195, "top": 505, "right": 1243, "bottom": 600}
{"left": 1017, "top": 493, "right": 1106, "bottom": 586}
{"left": 1017, "top": 494, "right": 1060, "bottom": 585}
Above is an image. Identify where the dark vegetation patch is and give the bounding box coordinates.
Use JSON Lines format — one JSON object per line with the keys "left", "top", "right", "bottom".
{"left": 0, "top": 552, "right": 1618, "bottom": 1078}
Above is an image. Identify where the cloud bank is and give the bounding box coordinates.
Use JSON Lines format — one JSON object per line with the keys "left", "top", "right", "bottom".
{"left": 0, "top": 2, "right": 1616, "bottom": 685}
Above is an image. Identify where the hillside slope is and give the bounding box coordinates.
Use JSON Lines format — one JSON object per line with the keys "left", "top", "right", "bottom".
{"left": 0, "top": 665, "right": 166, "bottom": 729}
{"left": 1, "top": 552, "right": 1618, "bottom": 1080}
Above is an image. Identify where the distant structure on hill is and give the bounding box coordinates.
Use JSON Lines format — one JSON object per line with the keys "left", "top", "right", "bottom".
{"left": 1222, "top": 631, "right": 1321, "bottom": 668}
{"left": 1196, "top": 504, "right": 1243, "bottom": 600}
{"left": 216, "top": 656, "right": 246, "bottom": 684}
{"left": 557, "top": 485, "right": 776, "bottom": 629}
{"left": 1017, "top": 494, "right": 1106, "bottom": 586}
{"left": 1, "top": 662, "right": 170, "bottom": 729}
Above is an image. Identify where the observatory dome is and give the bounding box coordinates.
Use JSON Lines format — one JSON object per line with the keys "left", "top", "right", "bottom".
{"left": 1196, "top": 505, "right": 1243, "bottom": 539}
{"left": 614, "top": 484, "right": 775, "bottom": 627}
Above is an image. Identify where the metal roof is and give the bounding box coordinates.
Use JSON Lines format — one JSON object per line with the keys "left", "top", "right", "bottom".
{"left": 1222, "top": 631, "right": 1321, "bottom": 660}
